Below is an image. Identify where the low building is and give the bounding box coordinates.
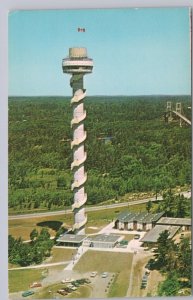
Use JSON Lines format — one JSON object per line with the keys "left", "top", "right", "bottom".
{"left": 83, "top": 234, "right": 121, "bottom": 248}
{"left": 156, "top": 217, "right": 191, "bottom": 231}
{"left": 140, "top": 224, "right": 180, "bottom": 246}
{"left": 56, "top": 234, "right": 87, "bottom": 247}
{"left": 114, "top": 211, "right": 165, "bottom": 231}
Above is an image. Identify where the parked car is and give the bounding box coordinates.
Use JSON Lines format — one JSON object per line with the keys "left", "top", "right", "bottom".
{"left": 65, "top": 287, "right": 73, "bottom": 293}
{"left": 140, "top": 282, "right": 147, "bottom": 289}
{"left": 61, "top": 278, "right": 74, "bottom": 283}
{"left": 30, "top": 282, "right": 42, "bottom": 288}
{"left": 67, "top": 284, "right": 77, "bottom": 291}
{"left": 142, "top": 275, "right": 148, "bottom": 282}
{"left": 76, "top": 278, "right": 85, "bottom": 284}
{"left": 101, "top": 272, "right": 108, "bottom": 278}
{"left": 90, "top": 271, "right": 98, "bottom": 277}
{"left": 57, "top": 289, "right": 68, "bottom": 296}
{"left": 72, "top": 281, "right": 80, "bottom": 287}
{"left": 134, "top": 234, "right": 140, "bottom": 239}
{"left": 22, "top": 290, "right": 35, "bottom": 297}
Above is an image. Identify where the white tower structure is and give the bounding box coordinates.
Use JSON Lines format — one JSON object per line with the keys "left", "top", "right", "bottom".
{"left": 62, "top": 47, "right": 93, "bottom": 234}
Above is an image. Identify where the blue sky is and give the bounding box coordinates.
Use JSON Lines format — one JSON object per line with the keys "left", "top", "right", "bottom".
{"left": 9, "top": 8, "right": 191, "bottom": 96}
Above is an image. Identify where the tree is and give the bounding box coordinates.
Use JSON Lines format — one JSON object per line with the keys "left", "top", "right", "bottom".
{"left": 158, "top": 272, "right": 180, "bottom": 296}
{"left": 146, "top": 200, "right": 152, "bottom": 213}
{"left": 8, "top": 229, "right": 54, "bottom": 267}
{"left": 37, "top": 228, "right": 50, "bottom": 240}
{"left": 8, "top": 235, "right": 15, "bottom": 257}
{"left": 157, "top": 190, "right": 175, "bottom": 216}
{"left": 54, "top": 226, "right": 68, "bottom": 243}
{"left": 48, "top": 201, "right": 52, "bottom": 210}
{"left": 34, "top": 199, "right": 40, "bottom": 209}
{"left": 163, "top": 190, "right": 176, "bottom": 216}
{"left": 18, "top": 243, "right": 33, "bottom": 266}
{"left": 57, "top": 176, "right": 67, "bottom": 188}
{"left": 177, "top": 237, "right": 192, "bottom": 281}
{"left": 155, "top": 230, "right": 177, "bottom": 271}
{"left": 30, "top": 228, "right": 39, "bottom": 241}
{"left": 176, "top": 195, "right": 187, "bottom": 218}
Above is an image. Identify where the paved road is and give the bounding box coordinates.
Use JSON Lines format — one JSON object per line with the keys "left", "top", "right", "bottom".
{"left": 8, "top": 196, "right": 162, "bottom": 220}
{"left": 8, "top": 261, "right": 70, "bottom": 271}
{"left": 8, "top": 191, "right": 191, "bottom": 220}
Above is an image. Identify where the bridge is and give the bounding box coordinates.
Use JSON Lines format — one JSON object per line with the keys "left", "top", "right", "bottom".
{"left": 172, "top": 110, "right": 191, "bottom": 126}
{"left": 165, "top": 102, "right": 191, "bottom": 126}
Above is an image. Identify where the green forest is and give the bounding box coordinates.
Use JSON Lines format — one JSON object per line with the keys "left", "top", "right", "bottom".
{"left": 8, "top": 96, "right": 191, "bottom": 213}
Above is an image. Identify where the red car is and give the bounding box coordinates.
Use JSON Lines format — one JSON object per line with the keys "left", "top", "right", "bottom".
{"left": 30, "top": 282, "right": 42, "bottom": 288}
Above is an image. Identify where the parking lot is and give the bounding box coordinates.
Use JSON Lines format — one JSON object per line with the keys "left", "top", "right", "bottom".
{"left": 89, "top": 272, "right": 114, "bottom": 298}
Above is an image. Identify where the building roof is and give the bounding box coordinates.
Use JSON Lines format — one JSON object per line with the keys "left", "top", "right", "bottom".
{"left": 140, "top": 225, "right": 180, "bottom": 243}
{"left": 116, "top": 211, "right": 165, "bottom": 224}
{"left": 86, "top": 234, "right": 121, "bottom": 244}
{"left": 157, "top": 217, "right": 191, "bottom": 226}
{"left": 116, "top": 211, "right": 136, "bottom": 223}
{"left": 56, "top": 234, "right": 87, "bottom": 243}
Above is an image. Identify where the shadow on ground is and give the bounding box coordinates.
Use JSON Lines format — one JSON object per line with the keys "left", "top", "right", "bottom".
{"left": 37, "top": 221, "right": 63, "bottom": 231}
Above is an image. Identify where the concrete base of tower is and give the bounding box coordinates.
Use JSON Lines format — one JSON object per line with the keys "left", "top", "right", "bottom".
{"left": 75, "top": 227, "right": 85, "bottom": 235}
{"left": 73, "top": 214, "right": 87, "bottom": 235}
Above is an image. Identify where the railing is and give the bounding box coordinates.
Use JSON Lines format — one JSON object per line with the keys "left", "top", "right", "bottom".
{"left": 71, "top": 152, "right": 87, "bottom": 170}
{"left": 71, "top": 132, "right": 87, "bottom": 149}
{"left": 71, "top": 89, "right": 86, "bottom": 104}
{"left": 63, "top": 57, "right": 93, "bottom": 61}
{"left": 72, "top": 194, "right": 87, "bottom": 210}
{"left": 71, "top": 111, "right": 86, "bottom": 127}
{"left": 71, "top": 173, "right": 87, "bottom": 190}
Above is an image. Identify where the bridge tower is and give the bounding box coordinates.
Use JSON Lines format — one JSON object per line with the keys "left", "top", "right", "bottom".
{"left": 166, "top": 101, "right": 172, "bottom": 122}
{"left": 176, "top": 102, "right": 182, "bottom": 127}
{"left": 62, "top": 47, "right": 93, "bottom": 234}
{"left": 176, "top": 102, "right": 182, "bottom": 114}
{"left": 166, "top": 101, "right": 172, "bottom": 111}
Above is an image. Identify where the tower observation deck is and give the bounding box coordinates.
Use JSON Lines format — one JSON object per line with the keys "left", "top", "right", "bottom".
{"left": 62, "top": 48, "right": 93, "bottom": 234}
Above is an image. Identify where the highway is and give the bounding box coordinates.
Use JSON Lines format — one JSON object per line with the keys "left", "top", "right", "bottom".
{"left": 8, "top": 191, "right": 191, "bottom": 220}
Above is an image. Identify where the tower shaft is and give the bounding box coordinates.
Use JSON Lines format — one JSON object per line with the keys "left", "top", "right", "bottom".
{"left": 71, "top": 86, "right": 87, "bottom": 234}
{"left": 62, "top": 47, "right": 93, "bottom": 234}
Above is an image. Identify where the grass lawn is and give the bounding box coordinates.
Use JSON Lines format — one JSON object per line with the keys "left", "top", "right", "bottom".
{"left": 9, "top": 214, "right": 73, "bottom": 240}
{"left": 9, "top": 269, "right": 44, "bottom": 293}
{"left": 85, "top": 227, "right": 101, "bottom": 234}
{"left": 8, "top": 262, "right": 19, "bottom": 269}
{"left": 109, "top": 269, "right": 131, "bottom": 297}
{"left": 86, "top": 203, "right": 148, "bottom": 227}
{"left": 74, "top": 250, "right": 133, "bottom": 297}
{"left": 47, "top": 247, "right": 76, "bottom": 263}
{"left": 123, "top": 234, "right": 135, "bottom": 242}
{"left": 9, "top": 266, "right": 64, "bottom": 293}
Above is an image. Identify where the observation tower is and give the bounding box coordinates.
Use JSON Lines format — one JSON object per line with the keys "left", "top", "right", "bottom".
{"left": 62, "top": 48, "right": 93, "bottom": 234}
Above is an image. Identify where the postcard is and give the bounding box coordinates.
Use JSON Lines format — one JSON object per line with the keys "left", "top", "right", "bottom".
{"left": 8, "top": 7, "right": 192, "bottom": 298}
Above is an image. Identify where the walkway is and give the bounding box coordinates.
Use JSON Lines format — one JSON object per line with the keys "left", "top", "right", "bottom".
{"left": 64, "top": 246, "right": 88, "bottom": 270}
{"left": 8, "top": 261, "right": 70, "bottom": 271}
